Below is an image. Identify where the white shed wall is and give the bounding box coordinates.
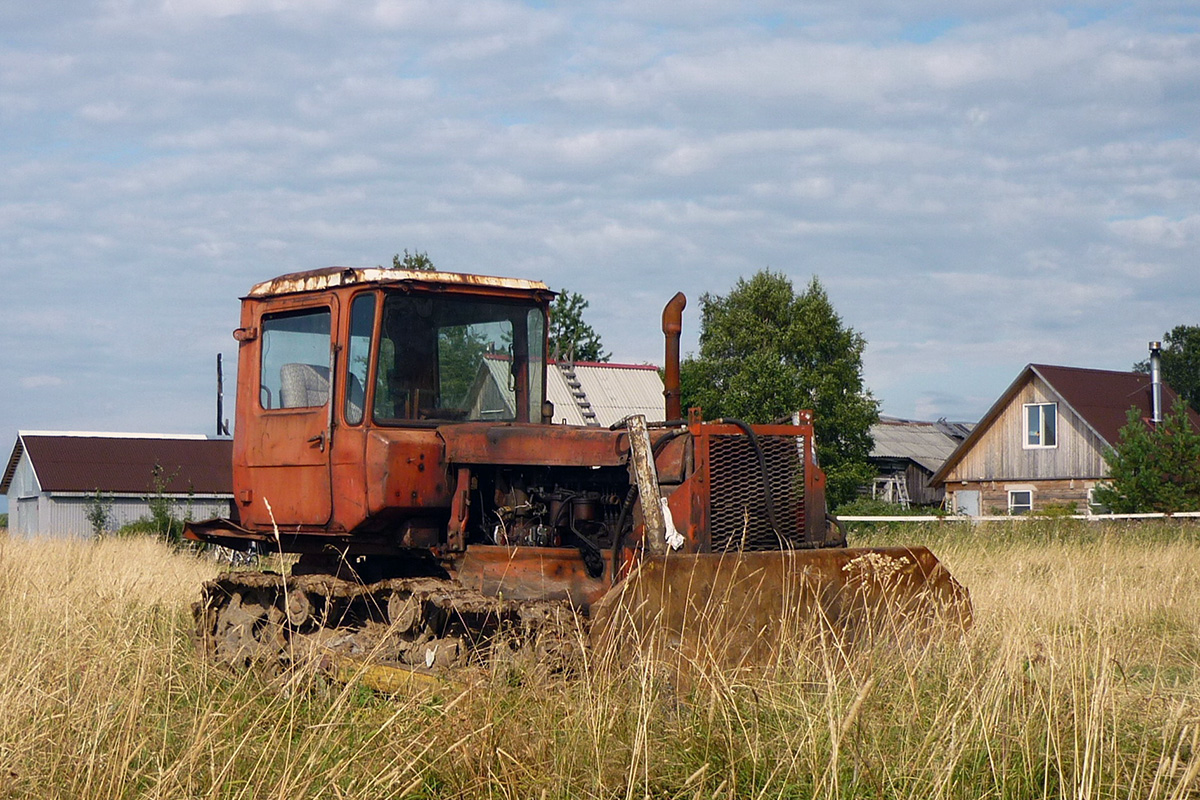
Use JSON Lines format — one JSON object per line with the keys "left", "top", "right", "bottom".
{"left": 9, "top": 495, "right": 232, "bottom": 540}
{"left": 6, "top": 453, "right": 40, "bottom": 536}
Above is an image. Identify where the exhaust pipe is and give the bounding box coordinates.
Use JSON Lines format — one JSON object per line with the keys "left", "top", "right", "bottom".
{"left": 662, "top": 292, "right": 687, "bottom": 421}
{"left": 1150, "top": 341, "right": 1163, "bottom": 424}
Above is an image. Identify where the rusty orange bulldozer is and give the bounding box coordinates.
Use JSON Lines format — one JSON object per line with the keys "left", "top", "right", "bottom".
{"left": 186, "top": 267, "right": 969, "bottom": 677}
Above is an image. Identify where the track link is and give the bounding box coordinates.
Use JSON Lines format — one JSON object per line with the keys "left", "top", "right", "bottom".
{"left": 194, "top": 571, "right": 586, "bottom": 675}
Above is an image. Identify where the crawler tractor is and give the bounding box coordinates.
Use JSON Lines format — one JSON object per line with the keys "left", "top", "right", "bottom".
{"left": 187, "top": 267, "right": 968, "bottom": 674}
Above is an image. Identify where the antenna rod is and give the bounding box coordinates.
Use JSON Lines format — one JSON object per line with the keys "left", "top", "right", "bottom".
{"left": 1149, "top": 341, "right": 1163, "bottom": 425}
{"left": 217, "top": 353, "right": 226, "bottom": 436}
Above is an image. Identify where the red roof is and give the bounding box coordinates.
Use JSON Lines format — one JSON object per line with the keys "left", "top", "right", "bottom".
{"left": 1030, "top": 364, "right": 1198, "bottom": 445}
{"left": 2, "top": 434, "right": 232, "bottom": 495}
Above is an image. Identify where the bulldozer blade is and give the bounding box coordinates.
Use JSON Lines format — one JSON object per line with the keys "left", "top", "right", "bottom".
{"left": 589, "top": 547, "right": 971, "bottom": 670}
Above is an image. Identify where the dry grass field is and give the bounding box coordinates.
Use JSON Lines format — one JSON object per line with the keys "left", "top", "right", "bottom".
{"left": 1, "top": 522, "right": 1199, "bottom": 799}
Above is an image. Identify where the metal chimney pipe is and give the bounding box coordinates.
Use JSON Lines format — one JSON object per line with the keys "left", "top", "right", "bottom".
{"left": 1150, "top": 341, "right": 1163, "bottom": 425}
{"left": 662, "top": 292, "right": 687, "bottom": 421}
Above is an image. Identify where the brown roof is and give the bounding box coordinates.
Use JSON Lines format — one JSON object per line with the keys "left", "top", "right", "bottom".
{"left": 1030, "top": 364, "right": 1198, "bottom": 445}
{"left": 2, "top": 434, "right": 232, "bottom": 495}
{"left": 931, "top": 364, "right": 1200, "bottom": 486}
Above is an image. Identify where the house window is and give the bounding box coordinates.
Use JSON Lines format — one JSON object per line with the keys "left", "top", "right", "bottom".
{"left": 1024, "top": 402, "right": 1057, "bottom": 448}
{"left": 1008, "top": 490, "right": 1033, "bottom": 515}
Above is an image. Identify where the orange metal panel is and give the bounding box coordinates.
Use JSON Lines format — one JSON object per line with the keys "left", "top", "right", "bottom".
{"left": 438, "top": 422, "right": 629, "bottom": 467}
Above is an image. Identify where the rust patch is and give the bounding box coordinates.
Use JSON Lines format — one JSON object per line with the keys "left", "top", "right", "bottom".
{"left": 246, "top": 267, "right": 550, "bottom": 299}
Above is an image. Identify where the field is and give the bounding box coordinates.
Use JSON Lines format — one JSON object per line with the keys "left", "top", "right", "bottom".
{"left": 1, "top": 522, "right": 1199, "bottom": 799}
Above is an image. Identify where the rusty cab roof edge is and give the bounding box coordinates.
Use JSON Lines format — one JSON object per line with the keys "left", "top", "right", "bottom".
{"left": 244, "top": 267, "right": 555, "bottom": 300}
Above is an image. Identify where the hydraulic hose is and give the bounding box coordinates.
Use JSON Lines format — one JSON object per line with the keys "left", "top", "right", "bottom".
{"left": 610, "top": 484, "right": 639, "bottom": 580}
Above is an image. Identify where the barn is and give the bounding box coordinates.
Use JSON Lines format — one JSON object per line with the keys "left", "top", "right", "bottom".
{"left": 1, "top": 432, "right": 233, "bottom": 538}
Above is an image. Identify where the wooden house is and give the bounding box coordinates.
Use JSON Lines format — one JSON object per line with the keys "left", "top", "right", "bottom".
{"left": 931, "top": 364, "right": 1199, "bottom": 516}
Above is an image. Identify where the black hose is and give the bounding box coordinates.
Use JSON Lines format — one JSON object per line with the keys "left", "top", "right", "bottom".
{"left": 714, "top": 417, "right": 783, "bottom": 540}
{"left": 609, "top": 484, "right": 639, "bottom": 581}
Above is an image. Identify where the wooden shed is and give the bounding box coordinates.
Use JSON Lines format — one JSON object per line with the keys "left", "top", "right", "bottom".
{"left": 868, "top": 417, "right": 972, "bottom": 506}
{"left": 932, "top": 364, "right": 1199, "bottom": 516}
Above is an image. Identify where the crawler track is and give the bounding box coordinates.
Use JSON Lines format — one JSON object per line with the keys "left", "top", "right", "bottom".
{"left": 194, "top": 571, "right": 587, "bottom": 675}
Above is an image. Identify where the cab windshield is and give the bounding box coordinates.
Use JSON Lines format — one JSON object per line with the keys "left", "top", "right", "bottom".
{"left": 373, "top": 292, "right": 546, "bottom": 424}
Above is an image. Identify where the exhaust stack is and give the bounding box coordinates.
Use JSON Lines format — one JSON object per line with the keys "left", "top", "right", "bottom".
{"left": 1150, "top": 341, "right": 1163, "bottom": 425}
{"left": 662, "top": 292, "right": 687, "bottom": 422}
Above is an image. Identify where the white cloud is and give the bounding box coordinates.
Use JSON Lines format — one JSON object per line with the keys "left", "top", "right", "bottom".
{"left": 1108, "top": 214, "right": 1200, "bottom": 248}
{"left": 18, "top": 375, "right": 65, "bottom": 389}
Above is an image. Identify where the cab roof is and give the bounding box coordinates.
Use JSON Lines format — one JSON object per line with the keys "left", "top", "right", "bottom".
{"left": 245, "top": 267, "right": 553, "bottom": 299}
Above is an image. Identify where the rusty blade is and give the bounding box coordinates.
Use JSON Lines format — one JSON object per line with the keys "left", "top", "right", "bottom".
{"left": 589, "top": 547, "right": 972, "bottom": 669}
{"left": 457, "top": 545, "right": 611, "bottom": 609}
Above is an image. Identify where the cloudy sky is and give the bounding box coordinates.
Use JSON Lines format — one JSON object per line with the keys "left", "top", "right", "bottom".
{"left": 3, "top": 0, "right": 1198, "bottom": 508}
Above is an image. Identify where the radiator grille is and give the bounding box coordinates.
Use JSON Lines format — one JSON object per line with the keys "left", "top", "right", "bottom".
{"left": 708, "top": 434, "right": 808, "bottom": 551}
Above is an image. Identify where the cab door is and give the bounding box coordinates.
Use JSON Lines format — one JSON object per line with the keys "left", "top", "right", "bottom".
{"left": 243, "top": 300, "right": 337, "bottom": 527}
{"left": 328, "top": 291, "right": 375, "bottom": 529}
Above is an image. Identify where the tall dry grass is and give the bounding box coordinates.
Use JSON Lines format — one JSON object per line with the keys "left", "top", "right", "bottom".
{"left": 0, "top": 523, "right": 1198, "bottom": 799}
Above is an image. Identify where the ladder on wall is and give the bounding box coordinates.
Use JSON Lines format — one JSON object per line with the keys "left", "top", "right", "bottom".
{"left": 557, "top": 361, "right": 599, "bottom": 427}
{"left": 872, "top": 473, "right": 911, "bottom": 509}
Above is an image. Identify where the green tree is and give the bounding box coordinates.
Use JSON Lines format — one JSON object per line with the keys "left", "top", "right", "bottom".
{"left": 1134, "top": 325, "right": 1200, "bottom": 413}
{"left": 1093, "top": 399, "right": 1200, "bottom": 513}
{"left": 679, "top": 271, "right": 879, "bottom": 507}
{"left": 550, "top": 289, "right": 610, "bottom": 363}
{"left": 391, "top": 249, "right": 436, "bottom": 271}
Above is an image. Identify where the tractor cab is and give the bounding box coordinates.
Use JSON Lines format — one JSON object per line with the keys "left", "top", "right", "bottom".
{"left": 226, "top": 267, "right": 556, "bottom": 538}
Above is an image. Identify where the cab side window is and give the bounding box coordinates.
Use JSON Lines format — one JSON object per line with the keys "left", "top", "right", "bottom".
{"left": 260, "top": 308, "right": 332, "bottom": 410}
{"left": 344, "top": 295, "right": 375, "bottom": 425}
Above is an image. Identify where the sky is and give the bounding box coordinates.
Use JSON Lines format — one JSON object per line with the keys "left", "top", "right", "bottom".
{"left": 3, "top": 0, "right": 1199, "bottom": 511}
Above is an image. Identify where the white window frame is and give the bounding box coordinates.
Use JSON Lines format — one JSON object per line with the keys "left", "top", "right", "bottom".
{"left": 1008, "top": 489, "right": 1033, "bottom": 515}
{"left": 1023, "top": 402, "right": 1058, "bottom": 449}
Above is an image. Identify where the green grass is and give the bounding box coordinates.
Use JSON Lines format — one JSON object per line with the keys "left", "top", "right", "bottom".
{"left": 1, "top": 523, "right": 1199, "bottom": 798}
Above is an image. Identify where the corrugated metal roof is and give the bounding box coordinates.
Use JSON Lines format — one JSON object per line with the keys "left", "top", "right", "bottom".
{"left": 2, "top": 433, "right": 232, "bottom": 495}
{"left": 870, "top": 417, "right": 967, "bottom": 473}
{"left": 552, "top": 362, "right": 664, "bottom": 428}
{"left": 463, "top": 358, "right": 665, "bottom": 427}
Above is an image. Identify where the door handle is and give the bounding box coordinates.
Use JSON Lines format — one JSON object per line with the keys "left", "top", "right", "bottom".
{"left": 307, "top": 432, "right": 326, "bottom": 452}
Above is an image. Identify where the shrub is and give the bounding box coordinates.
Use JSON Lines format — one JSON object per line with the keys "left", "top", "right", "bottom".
{"left": 85, "top": 490, "right": 114, "bottom": 537}
{"left": 833, "top": 496, "right": 939, "bottom": 517}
